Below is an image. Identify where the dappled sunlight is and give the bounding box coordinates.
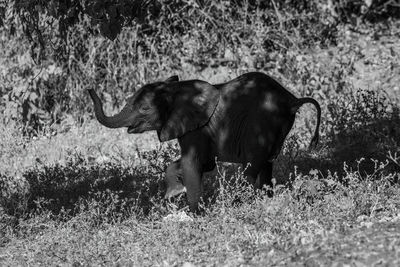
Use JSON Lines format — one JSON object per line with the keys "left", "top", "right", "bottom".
{"left": 1, "top": 1, "right": 400, "bottom": 266}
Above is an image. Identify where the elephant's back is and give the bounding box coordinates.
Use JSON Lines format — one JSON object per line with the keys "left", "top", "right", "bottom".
{"left": 219, "top": 72, "right": 297, "bottom": 116}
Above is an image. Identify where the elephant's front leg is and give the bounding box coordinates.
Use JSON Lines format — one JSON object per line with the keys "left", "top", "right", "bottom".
{"left": 164, "top": 159, "right": 187, "bottom": 199}
{"left": 181, "top": 154, "right": 203, "bottom": 212}
{"left": 178, "top": 131, "right": 213, "bottom": 212}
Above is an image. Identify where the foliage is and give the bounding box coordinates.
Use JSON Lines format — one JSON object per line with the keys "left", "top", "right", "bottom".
{"left": 332, "top": 0, "right": 400, "bottom": 22}
{"left": 2, "top": 0, "right": 398, "bottom": 59}
{"left": 2, "top": 0, "right": 398, "bottom": 133}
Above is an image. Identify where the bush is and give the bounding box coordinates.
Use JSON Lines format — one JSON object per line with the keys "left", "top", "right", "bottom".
{"left": 1, "top": 0, "right": 398, "bottom": 133}
{"left": 0, "top": 0, "right": 342, "bottom": 132}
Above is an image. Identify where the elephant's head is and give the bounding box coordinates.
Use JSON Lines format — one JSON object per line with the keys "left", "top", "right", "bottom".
{"left": 88, "top": 75, "right": 219, "bottom": 141}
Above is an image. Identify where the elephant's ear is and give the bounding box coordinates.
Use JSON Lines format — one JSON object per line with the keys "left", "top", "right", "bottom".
{"left": 165, "top": 75, "right": 179, "bottom": 83}
{"left": 158, "top": 81, "right": 219, "bottom": 142}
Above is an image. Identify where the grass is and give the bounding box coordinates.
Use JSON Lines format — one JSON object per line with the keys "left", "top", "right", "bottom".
{"left": 1, "top": 4, "right": 400, "bottom": 266}
{"left": 1, "top": 167, "right": 400, "bottom": 265}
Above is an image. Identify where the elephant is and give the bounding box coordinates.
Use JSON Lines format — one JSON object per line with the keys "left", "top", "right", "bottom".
{"left": 88, "top": 72, "right": 321, "bottom": 212}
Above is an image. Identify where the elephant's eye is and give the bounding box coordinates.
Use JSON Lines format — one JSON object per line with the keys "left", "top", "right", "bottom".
{"left": 139, "top": 104, "right": 152, "bottom": 113}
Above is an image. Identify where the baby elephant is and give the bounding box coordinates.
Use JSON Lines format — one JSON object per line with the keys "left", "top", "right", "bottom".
{"left": 88, "top": 72, "right": 321, "bottom": 212}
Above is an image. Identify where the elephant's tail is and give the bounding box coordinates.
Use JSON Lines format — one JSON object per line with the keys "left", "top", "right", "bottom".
{"left": 291, "top": 97, "right": 321, "bottom": 148}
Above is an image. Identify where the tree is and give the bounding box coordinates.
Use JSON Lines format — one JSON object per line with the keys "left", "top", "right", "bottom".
{"left": 1, "top": 0, "right": 161, "bottom": 63}
{"left": 1, "top": 0, "right": 398, "bottom": 63}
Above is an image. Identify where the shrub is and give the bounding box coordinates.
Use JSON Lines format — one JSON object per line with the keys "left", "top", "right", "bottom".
{"left": 0, "top": 0, "right": 341, "bottom": 132}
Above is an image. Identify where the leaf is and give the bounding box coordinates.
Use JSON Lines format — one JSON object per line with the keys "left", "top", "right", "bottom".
{"left": 47, "top": 0, "right": 58, "bottom": 17}
{"left": 29, "top": 91, "right": 38, "bottom": 101}
{"left": 99, "top": 17, "right": 122, "bottom": 40}
{"left": 13, "top": 85, "right": 26, "bottom": 96}
{"left": 107, "top": 6, "right": 117, "bottom": 19}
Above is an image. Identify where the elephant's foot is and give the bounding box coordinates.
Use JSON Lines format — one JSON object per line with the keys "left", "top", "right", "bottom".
{"left": 164, "top": 183, "right": 187, "bottom": 199}
{"left": 265, "top": 187, "right": 274, "bottom": 198}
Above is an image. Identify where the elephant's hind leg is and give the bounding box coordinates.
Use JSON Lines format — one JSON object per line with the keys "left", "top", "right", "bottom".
{"left": 164, "top": 159, "right": 187, "bottom": 199}
{"left": 256, "top": 162, "right": 274, "bottom": 197}
{"left": 244, "top": 162, "right": 274, "bottom": 197}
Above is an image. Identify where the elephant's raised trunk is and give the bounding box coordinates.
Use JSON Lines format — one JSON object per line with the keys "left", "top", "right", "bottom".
{"left": 88, "top": 89, "right": 131, "bottom": 128}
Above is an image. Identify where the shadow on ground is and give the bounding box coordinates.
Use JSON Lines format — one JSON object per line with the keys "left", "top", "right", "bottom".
{"left": 276, "top": 113, "right": 400, "bottom": 185}
{"left": 0, "top": 158, "right": 225, "bottom": 220}
{"left": 21, "top": 161, "right": 167, "bottom": 217}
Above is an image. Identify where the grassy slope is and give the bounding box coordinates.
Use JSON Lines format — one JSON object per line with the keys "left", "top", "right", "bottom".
{"left": 1, "top": 25, "right": 400, "bottom": 267}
